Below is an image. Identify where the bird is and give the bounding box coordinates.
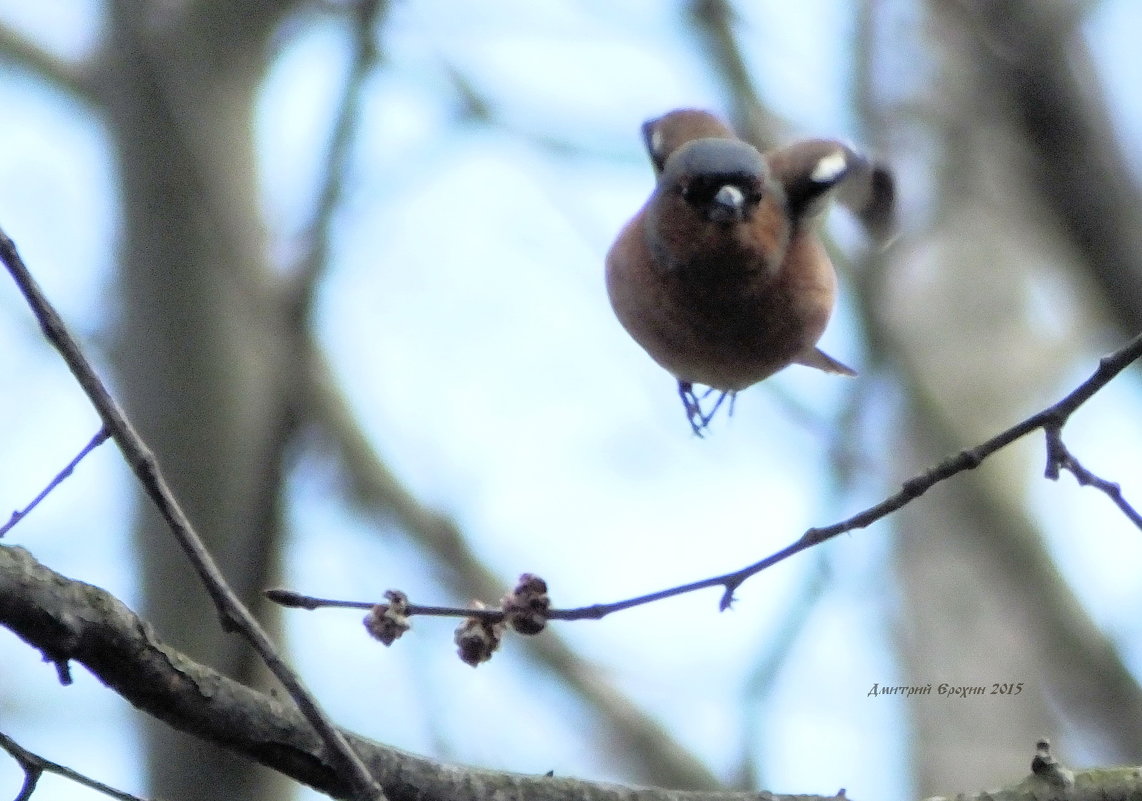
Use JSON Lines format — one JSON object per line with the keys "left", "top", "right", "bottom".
{"left": 606, "top": 108, "right": 895, "bottom": 435}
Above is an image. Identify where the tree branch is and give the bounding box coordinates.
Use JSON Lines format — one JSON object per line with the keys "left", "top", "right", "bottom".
{"left": 0, "top": 542, "right": 848, "bottom": 801}
{"left": 0, "top": 228, "right": 385, "bottom": 801}
{"left": 4, "top": 545, "right": 1142, "bottom": 801}
{"left": 279, "top": 331, "right": 1142, "bottom": 628}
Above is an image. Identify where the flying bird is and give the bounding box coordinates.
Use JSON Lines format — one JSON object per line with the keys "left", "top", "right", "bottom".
{"left": 606, "top": 108, "right": 895, "bottom": 435}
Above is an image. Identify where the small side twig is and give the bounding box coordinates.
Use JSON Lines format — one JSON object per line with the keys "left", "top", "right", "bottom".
{"left": 1043, "top": 424, "right": 1142, "bottom": 528}
{"left": 267, "top": 587, "right": 501, "bottom": 619}
{"left": 0, "top": 730, "right": 151, "bottom": 801}
{"left": 0, "top": 427, "right": 110, "bottom": 538}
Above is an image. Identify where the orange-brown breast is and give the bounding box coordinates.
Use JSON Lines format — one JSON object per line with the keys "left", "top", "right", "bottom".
{"left": 606, "top": 196, "right": 837, "bottom": 392}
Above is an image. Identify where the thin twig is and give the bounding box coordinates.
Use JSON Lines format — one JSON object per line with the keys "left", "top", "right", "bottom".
{"left": 267, "top": 588, "right": 502, "bottom": 618}
{"left": 0, "top": 731, "right": 152, "bottom": 801}
{"left": 272, "top": 331, "right": 1142, "bottom": 624}
{"left": 0, "top": 427, "right": 110, "bottom": 538}
{"left": 0, "top": 229, "right": 385, "bottom": 800}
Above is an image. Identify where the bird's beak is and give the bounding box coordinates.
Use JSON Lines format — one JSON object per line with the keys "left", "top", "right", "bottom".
{"left": 709, "top": 184, "right": 746, "bottom": 223}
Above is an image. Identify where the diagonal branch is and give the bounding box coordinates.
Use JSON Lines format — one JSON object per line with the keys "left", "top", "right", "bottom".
{"left": 584, "top": 331, "right": 1142, "bottom": 611}
{"left": 946, "top": 0, "right": 1142, "bottom": 338}
{"left": 280, "top": 331, "right": 1142, "bottom": 625}
{"left": 0, "top": 228, "right": 386, "bottom": 801}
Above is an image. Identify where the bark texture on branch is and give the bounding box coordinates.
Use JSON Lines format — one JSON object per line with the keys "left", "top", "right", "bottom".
{"left": 0, "top": 543, "right": 854, "bottom": 801}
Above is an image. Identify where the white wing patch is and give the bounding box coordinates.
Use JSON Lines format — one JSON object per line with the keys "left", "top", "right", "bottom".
{"left": 650, "top": 127, "right": 666, "bottom": 159}
{"left": 810, "top": 150, "right": 848, "bottom": 183}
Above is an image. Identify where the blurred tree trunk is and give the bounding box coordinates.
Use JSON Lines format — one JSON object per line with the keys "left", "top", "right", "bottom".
{"left": 872, "top": 1, "right": 1142, "bottom": 794}
{"left": 882, "top": 122, "right": 1087, "bottom": 791}
{"left": 99, "top": 3, "right": 298, "bottom": 798}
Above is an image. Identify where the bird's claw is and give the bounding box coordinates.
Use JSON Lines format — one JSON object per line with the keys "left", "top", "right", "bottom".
{"left": 678, "top": 382, "right": 735, "bottom": 436}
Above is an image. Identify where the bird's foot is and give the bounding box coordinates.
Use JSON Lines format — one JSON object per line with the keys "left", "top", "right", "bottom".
{"left": 678, "top": 382, "right": 736, "bottom": 436}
